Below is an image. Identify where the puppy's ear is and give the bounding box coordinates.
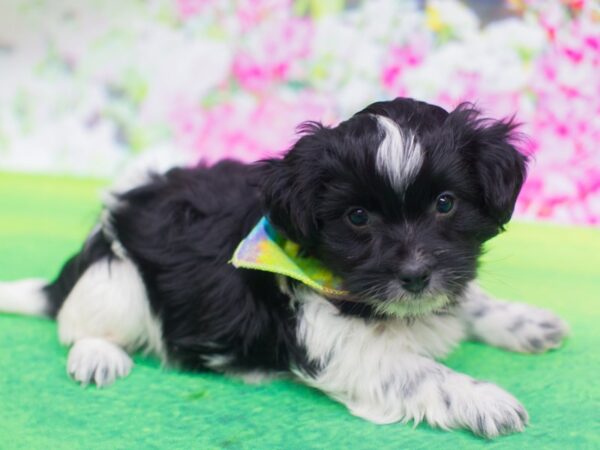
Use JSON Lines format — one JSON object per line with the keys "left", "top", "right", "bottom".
{"left": 257, "top": 122, "right": 327, "bottom": 246}
{"left": 448, "top": 105, "right": 528, "bottom": 228}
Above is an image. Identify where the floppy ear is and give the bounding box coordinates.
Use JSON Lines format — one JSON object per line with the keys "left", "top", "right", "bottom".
{"left": 474, "top": 121, "right": 528, "bottom": 227}
{"left": 257, "top": 122, "right": 327, "bottom": 246}
{"left": 448, "top": 105, "right": 528, "bottom": 228}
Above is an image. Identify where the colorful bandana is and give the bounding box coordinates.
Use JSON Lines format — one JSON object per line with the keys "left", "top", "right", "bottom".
{"left": 231, "top": 217, "right": 348, "bottom": 297}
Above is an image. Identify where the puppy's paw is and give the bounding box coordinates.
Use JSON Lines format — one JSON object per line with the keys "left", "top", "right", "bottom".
{"left": 509, "top": 307, "right": 570, "bottom": 353}
{"left": 451, "top": 379, "right": 529, "bottom": 438}
{"left": 467, "top": 301, "right": 569, "bottom": 353}
{"left": 67, "top": 338, "right": 133, "bottom": 387}
{"left": 341, "top": 369, "right": 527, "bottom": 438}
{"left": 460, "top": 383, "right": 529, "bottom": 438}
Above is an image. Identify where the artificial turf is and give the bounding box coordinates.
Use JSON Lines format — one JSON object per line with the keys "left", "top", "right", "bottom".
{"left": 0, "top": 171, "right": 599, "bottom": 449}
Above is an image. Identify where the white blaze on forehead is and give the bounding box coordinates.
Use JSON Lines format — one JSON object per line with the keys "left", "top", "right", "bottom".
{"left": 374, "top": 115, "right": 423, "bottom": 193}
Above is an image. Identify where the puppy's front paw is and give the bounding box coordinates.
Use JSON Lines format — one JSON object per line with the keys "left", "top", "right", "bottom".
{"left": 449, "top": 379, "right": 529, "bottom": 438}
{"left": 348, "top": 372, "right": 528, "bottom": 438}
{"left": 467, "top": 301, "right": 569, "bottom": 353}
{"left": 67, "top": 338, "right": 133, "bottom": 387}
{"left": 318, "top": 350, "right": 528, "bottom": 438}
{"left": 430, "top": 376, "right": 529, "bottom": 438}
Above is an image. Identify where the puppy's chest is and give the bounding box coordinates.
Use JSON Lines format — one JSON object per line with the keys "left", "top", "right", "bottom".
{"left": 295, "top": 291, "right": 466, "bottom": 365}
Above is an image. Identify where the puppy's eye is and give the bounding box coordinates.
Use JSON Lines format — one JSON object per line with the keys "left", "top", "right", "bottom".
{"left": 435, "top": 193, "right": 455, "bottom": 214}
{"left": 347, "top": 208, "right": 369, "bottom": 227}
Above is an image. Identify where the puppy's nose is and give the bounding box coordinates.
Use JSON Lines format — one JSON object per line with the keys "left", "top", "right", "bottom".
{"left": 400, "top": 270, "right": 430, "bottom": 294}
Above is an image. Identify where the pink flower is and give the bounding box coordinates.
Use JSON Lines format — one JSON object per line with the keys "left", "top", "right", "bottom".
{"left": 381, "top": 42, "right": 427, "bottom": 94}
{"left": 231, "top": 17, "right": 312, "bottom": 92}
{"left": 170, "top": 93, "right": 329, "bottom": 164}
{"left": 236, "top": 0, "right": 292, "bottom": 32}
{"left": 175, "top": 0, "right": 213, "bottom": 19}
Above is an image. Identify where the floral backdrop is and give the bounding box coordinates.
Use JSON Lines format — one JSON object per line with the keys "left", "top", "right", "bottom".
{"left": 0, "top": 0, "right": 599, "bottom": 225}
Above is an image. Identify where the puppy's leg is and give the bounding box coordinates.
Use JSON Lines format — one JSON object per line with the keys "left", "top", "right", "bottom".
{"left": 459, "top": 283, "right": 569, "bottom": 353}
{"left": 295, "top": 293, "right": 527, "bottom": 438}
{"left": 58, "top": 257, "right": 164, "bottom": 387}
{"left": 67, "top": 338, "right": 133, "bottom": 387}
{"left": 300, "top": 342, "right": 528, "bottom": 438}
{"left": 0, "top": 279, "right": 49, "bottom": 316}
{"left": 344, "top": 355, "right": 527, "bottom": 438}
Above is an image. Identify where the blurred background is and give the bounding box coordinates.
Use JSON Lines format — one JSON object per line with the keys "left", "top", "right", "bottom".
{"left": 0, "top": 0, "right": 599, "bottom": 225}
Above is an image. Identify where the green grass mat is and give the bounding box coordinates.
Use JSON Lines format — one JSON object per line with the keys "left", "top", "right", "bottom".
{"left": 0, "top": 172, "right": 599, "bottom": 449}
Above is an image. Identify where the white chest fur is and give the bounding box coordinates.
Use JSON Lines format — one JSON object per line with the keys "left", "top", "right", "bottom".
{"left": 293, "top": 290, "right": 466, "bottom": 423}
{"left": 296, "top": 290, "right": 465, "bottom": 368}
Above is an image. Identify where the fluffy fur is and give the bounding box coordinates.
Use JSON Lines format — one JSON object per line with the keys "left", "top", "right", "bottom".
{"left": 0, "top": 98, "right": 569, "bottom": 438}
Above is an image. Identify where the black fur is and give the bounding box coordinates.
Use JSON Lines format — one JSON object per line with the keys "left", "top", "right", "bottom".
{"left": 110, "top": 161, "right": 318, "bottom": 373}
{"left": 261, "top": 99, "right": 527, "bottom": 309}
{"left": 44, "top": 231, "right": 113, "bottom": 317}
{"left": 45, "top": 97, "right": 528, "bottom": 374}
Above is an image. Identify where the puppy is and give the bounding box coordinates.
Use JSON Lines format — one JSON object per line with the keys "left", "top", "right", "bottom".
{"left": 0, "top": 98, "right": 569, "bottom": 438}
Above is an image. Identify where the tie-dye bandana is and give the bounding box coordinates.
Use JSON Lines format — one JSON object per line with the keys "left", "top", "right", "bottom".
{"left": 231, "top": 217, "right": 348, "bottom": 297}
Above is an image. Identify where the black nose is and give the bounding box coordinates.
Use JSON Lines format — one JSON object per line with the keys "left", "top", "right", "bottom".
{"left": 400, "top": 271, "right": 431, "bottom": 294}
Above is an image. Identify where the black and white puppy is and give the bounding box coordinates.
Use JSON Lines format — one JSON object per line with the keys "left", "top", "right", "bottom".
{"left": 0, "top": 98, "right": 569, "bottom": 438}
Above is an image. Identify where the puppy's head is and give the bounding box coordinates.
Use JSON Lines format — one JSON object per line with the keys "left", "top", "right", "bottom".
{"left": 259, "top": 98, "right": 527, "bottom": 317}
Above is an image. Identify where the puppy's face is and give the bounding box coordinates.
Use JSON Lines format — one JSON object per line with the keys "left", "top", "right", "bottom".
{"left": 261, "top": 98, "right": 527, "bottom": 317}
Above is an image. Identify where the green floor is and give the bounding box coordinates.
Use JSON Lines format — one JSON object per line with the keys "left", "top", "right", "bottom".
{"left": 0, "top": 172, "right": 599, "bottom": 449}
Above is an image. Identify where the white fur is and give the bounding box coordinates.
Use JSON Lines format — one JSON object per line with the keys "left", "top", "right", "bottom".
{"left": 374, "top": 278, "right": 453, "bottom": 317}
{"left": 58, "top": 257, "right": 165, "bottom": 366}
{"left": 460, "top": 282, "right": 570, "bottom": 353}
{"left": 293, "top": 289, "right": 528, "bottom": 437}
{"left": 0, "top": 278, "right": 48, "bottom": 316}
{"left": 203, "top": 354, "right": 234, "bottom": 370}
{"left": 57, "top": 157, "right": 177, "bottom": 385}
{"left": 67, "top": 337, "right": 133, "bottom": 387}
{"left": 227, "top": 370, "right": 280, "bottom": 385}
{"left": 374, "top": 115, "right": 423, "bottom": 193}
{"left": 374, "top": 295, "right": 450, "bottom": 318}
{"left": 294, "top": 289, "right": 463, "bottom": 375}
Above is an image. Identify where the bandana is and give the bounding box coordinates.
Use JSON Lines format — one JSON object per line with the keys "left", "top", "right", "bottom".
{"left": 231, "top": 217, "right": 348, "bottom": 297}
